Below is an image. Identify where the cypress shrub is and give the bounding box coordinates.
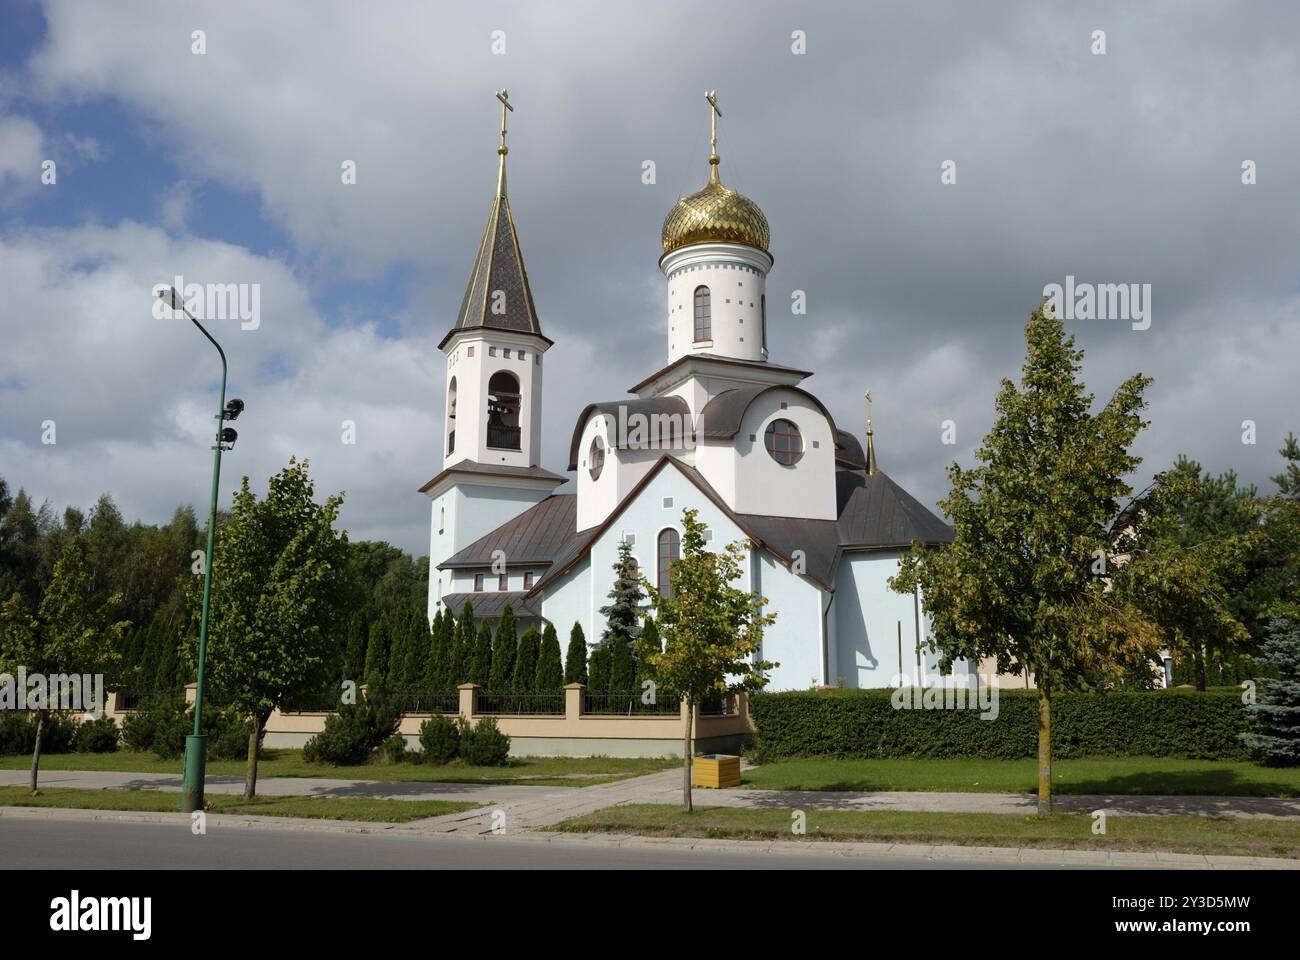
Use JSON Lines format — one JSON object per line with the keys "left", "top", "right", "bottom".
{"left": 73, "top": 716, "right": 120, "bottom": 753}
{"left": 513, "top": 628, "right": 540, "bottom": 693}
{"left": 535, "top": 623, "right": 564, "bottom": 693}
{"left": 472, "top": 619, "right": 494, "bottom": 688}
{"left": 489, "top": 604, "right": 518, "bottom": 690}
{"left": 589, "top": 645, "right": 611, "bottom": 695}
{"left": 564, "top": 622, "right": 588, "bottom": 686}
{"left": 748, "top": 687, "right": 1251, "bottom": 762}
{"left": 608, "top": 635, "right": 636, "bottom": 692}
{"left": 460, "top": 716, "right": 511, "bottom": 766}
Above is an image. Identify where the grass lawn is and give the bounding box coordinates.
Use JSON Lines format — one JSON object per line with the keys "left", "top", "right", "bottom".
{"left": 0, "top": 750, "right": 677, "bottom": 787}
{"left": 0, "top": 786, "right": 478, "bottom": 823}
{"left": 741, "top": 757, "right": 1300, "bottom": 797}
{"left": 552, "top": 803, "right": 1300, "bottom": 859}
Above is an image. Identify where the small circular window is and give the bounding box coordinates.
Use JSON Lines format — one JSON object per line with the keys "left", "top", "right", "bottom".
{"left": 589, "top": 437, "right": 606, "bottom": 480}
{"left": 764, "top": 418, "right": 803, "bottom": 466}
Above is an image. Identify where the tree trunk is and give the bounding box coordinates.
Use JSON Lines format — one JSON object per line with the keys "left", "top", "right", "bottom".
{"left": 243, "top": 718, "right": 261, "bottom": 800}
{"left": 29, "top": 712, "right": 44, "bottom": 794}
{"left": 1036, "top": 685, "right": 1052, "bottom": 817}
{"left": 1193, "top": 643, "right": 1206, "bottom": 692}
{"left": 682, "top": 699, "right": 693, "bottom": 813}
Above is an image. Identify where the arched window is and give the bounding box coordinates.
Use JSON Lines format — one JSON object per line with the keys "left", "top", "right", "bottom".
{"left": 486, "top": 370, "right": 521, "bottom": 450}
{"left": 693, "top": 285, "right": 711, "bottom": 341}
{"left": 657, "top": 528, "right": 680, "bottom": 597}
{"left": 764, "top": 418, "right": 803, "bottom": 465}
{"left": 589, "top": 436, "right": 605, "bottom": 481}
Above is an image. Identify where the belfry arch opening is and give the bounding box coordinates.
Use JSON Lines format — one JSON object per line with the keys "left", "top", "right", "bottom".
{"left": 487, "top": 370, "right": 522, "bottom": 450}
{"left": 446, "top": 376, "right": 457, "bottom": 455}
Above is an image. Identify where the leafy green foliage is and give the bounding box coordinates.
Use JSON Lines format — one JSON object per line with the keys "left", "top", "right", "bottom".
{"left": 190, "top": 458, "right": 351, "bottom": 794}
{"left": 749, "top": 688, "right": 1251, "bottom": 762}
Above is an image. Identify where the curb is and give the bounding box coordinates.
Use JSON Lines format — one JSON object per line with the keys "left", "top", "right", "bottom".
{"left": 3, "top": 806, "right": 1298, "bottom": 868}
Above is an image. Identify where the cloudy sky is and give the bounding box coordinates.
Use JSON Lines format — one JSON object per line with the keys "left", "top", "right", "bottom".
{"left": 2, "top": 0, "right": 1298, "bottom": 556}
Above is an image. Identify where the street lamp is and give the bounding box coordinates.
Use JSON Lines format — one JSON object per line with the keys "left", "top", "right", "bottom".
{"left": 158, "top": 286, "right": 245, "bottom": 814}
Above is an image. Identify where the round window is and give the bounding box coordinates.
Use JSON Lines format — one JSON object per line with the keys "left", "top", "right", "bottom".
{"left": 589, "top": 437, "right": 606, "bottom": 480}
{"left": 764, "top": 418, "right": 803, "bottom": 466}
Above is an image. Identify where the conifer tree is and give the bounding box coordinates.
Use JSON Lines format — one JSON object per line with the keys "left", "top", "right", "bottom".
{"left": 1242, "top": 618, "right": 1300, "bottom": 765}
{"left": 609, "top": 633, "right": 635, "bottom": 692}
{"left": 600, "top": 539, "right": 643, "bottom": 649}
{"left": 386, "top": 612, "right": 413, "bottom": 690}
{"left": 405, "top": 606, "right": 429, "bottom": 691}
{"left": 588, "top": 643, "right": 611, "bottom": 695}
{"left": 451, "top": 600, "right": 476, "bottom": 686}
{"left": 513, "top": 626, "right": 540, "bottom": 692}
{"left": 535, "top": 622, "right": 564, "bottom": 693}
{"left": 473, "top": 618, "right": 494, "bottom": 688}
{"left": 342, "top": 612, "right": 368, "bottom": 685}
{"left": 489, "top": 602, "right": 518, "bottom": 690}
{"left": 635, "top": 617, "right": 661, "bottom": 691}
{"left": 423, "top": 608, "right": 449, "bottom": 692}
{"left": 363, "top": 617, "right": 390, "bottom": 686}
{"left": 564, "top": 621, "right": 588, "bottom": 685}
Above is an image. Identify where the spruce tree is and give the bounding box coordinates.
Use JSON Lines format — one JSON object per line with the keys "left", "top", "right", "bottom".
{"left": 564, "top": 622, "right": 589, "bottom": 685}
{"left": 535, "top": 622, "right": 564, "bottom": 693}
{"left": 489, "top": 602, "right": 518, "bottom": 690}
{"left": 599, "top": 538, "right": 644, "bottom": 649}
{"left": 513, "top": 627, "right": 540, "bottom": 693}
{"left": 1242, "top": 618, "right": 1300, "bottom": 765}
{"left": 588, "top": 643, "right": 611, "bottom": 695}
{"left": 473, "top": 619, "right": 494, "bottom": 688}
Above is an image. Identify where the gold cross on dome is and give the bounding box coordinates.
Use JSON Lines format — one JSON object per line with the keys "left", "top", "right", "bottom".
{"left": 705, "top": 90, "right": 721, "bottom": 159}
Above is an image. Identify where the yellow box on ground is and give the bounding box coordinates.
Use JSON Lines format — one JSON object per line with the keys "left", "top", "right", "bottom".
{"left": 693, "top": 754, "right": 741, "bottom": 789}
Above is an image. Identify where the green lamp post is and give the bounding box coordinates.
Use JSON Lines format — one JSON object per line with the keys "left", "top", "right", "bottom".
{"left": 159, "top": 287, "right": 244, "bottom": 814}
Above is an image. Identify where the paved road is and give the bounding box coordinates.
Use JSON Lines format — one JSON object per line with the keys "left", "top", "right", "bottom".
{"left": 0, "top": 816, "right": 1068, "bottom": 869}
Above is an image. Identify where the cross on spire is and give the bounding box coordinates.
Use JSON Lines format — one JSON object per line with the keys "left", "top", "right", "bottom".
{"left": 864, "top": 389, "right": 878, "bottom": 476}
{"left": 494, "top": 89, "right": 514, "bottom": 197}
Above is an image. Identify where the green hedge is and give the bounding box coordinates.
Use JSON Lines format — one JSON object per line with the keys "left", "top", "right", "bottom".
{"left": 748, "top": 688, "right": 1249, "bottom": 762}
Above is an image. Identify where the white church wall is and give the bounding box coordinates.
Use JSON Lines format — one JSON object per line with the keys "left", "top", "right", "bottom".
{"left": 662, "top": 242, "right": 771, "bottom": 364}
{"left": 428, "top": 482, "right": 556, "bottom": 616}
{"left": 575, "top": 413, "right": 619, "bottom": 531}
{"left": 442, "top": 329, "right": 546, "bottom": 471}
{"left": 728, "top": 387, "right": 837, "bottom": 521}
{"left": 833, "top": 550, "right": 944, "bottom": 688}
{"left": 753, "top": 550, "right": 828, "bottom": 690}
{"left": 538, "top": 556, "right": 593, "bottom": 645}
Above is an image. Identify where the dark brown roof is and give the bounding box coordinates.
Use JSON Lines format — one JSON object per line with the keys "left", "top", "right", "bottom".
{"left": 418, "top": 461, "right": 567, "bottom": 495}
{"left": 626, "top": 355, "right": 812, "bottom": 396}
{"left": 567, "top": 396, "right": 692, "bottom": 470}
{"left": 835, "top": 470, "right": 954, "bottom": 550}
{"left": 440, "top": 592, "right": 542, "bottom": 620}
{"left": 439, "top": 494, "right": 581, "bottom": 568}
{"left": 698, "top": 385, "right": 839, "bottom": 440}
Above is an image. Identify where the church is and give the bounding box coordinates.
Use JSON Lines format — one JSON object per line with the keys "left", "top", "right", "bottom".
{"left": 420, "top": 92, "right": 954, "bottom": 692}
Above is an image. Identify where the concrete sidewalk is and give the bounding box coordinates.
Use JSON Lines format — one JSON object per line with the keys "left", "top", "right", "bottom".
{"left": 8, "top": 767, "right": 1298, "bottom": 836}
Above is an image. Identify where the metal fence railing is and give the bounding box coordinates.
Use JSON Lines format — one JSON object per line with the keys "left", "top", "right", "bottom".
{"left": 474, "top": 690, "right": 565, "bottom": 715}
{"left": 398, "top": 690, "right": 460, "bottom": 715}
{"left": 583, "top": 691, "right": 681, "bottom": 716}
{"left": 698, "top": 694, "right": 736, "bottom": 717}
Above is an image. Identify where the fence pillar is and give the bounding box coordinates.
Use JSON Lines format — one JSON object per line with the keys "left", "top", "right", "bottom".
{"left": 184, "top": 682, "right": 197, "bottom": 707}
{"left": 564, "top": 682, "right": 585, "bottom": 720}
{"left": 458, "top": 683, "right": 478, "bottom": 719}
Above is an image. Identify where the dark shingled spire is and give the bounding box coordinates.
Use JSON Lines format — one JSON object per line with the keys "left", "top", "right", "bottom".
{"left": 439, "top": 95, "right": 545, "bottom": 350}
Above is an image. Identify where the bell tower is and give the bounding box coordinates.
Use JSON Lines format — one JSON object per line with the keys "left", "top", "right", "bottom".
{"left": 422, "top": 90, "right": 563, "bottom": 620}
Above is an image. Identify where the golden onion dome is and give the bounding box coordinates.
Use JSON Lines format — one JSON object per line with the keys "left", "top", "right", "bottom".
{"left": 661, "top": 160, "right": 770, "bottom": 256}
